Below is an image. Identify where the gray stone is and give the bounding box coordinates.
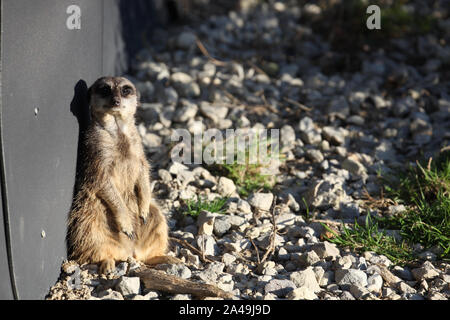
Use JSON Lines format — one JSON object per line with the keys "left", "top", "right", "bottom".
{"left": 347, "top": 115, "right": 365, "bottom": 126}
{"left": 142, "top": 133, "right": 162, "bottom": 148}
{"left": 401, "top": 293, "right": 425, "bottom": 300}
{"left": 264, "top": 279, "right": 296, "bottom": 297}
{"left": 158, "top": 169, "right": 172, "bottom": 183}
{"left": 196, "top": 234, "right": 220, "bottom": 256}
{"left": 306, "top": 149, "right": 324, "bottom": 163}
{"left": 319, "top": 271, "right": 335, "bottom": 287}
{"left": 427, "top": 292, "right": 447, "bottom": 300}
{"left": 98, "top": 289, "right": 124, "bottom": 300}
{"left": 135, "top": 80, "right": 155, "bottom": 102}
{"left": 333, "top": 255, "right": 353, "bottom": 270}
{"left": 143, "top": 291, "right": 159, "bottom": 300}
{"left": 248, "top": 192, "right": 274, "bottom": 212}
{"left": 374, "top": 141, "right": 397, "bottom": 163}
{"left": 281, "top": 125, "right": 296, "bottom": 150}
{"left": 367, "top": 274, "right": 383, "bottom": 292}
{"left": 222, "top": 253, "right": 237, "bottom": 266}
{"left": 411, "top": 261, "right": 440, "bottom": 281}
{"left": 387, "top": 205, "right": 407, "bottom": 216}
{"left": 294, "top": 250, "right": 320, "bottom": 268}
{"left": 287, "top": 194, "right": 300, "bottom": 212}
{"left": 322, "top": 126, "right": 345, "bottom": 145}
{"left": 277, "top": 247, "right": 290, "bottom": 261}
{"left": 328, "top": 97, "right": 350, "bottom": 119}
{"left": 339, "top": 202, "right": 361, "bottom": 219}
{"left": 200, "top": 102, "right": 229, "bottom": 123}
{"left": 171, "top": 72, "right": 200, "bottom": 98}
{"left": 193, "top": 262, "right": 224, "bottom": 284}
{"left": 237, "top": 199, "right": 252, "bottom": 215}
{"left": 155, "top": 263, "right": 192, "bottom": 279}
{"left": 114, "top": 262, "right": 128, "bottom": 277}
{"left": 115, "top": 276, "right": 141, "bottom": 297}
{"left": 197, "top": 210, "right": 216, "bottom": 236}
{"left": 176, "top": 31, "right": 197, "bottom": 49}
{"left": 417, "top": 251, "right": 437, "bottom": 261}
{"left": 217, "top": 177, "right": 237, "bottom": 196}
{"left": 392, "top": 266, "right": 414, "bottom": 281}
{"left": 369, "top": 254, "right": 392, "bottom": 267}
{"left": 394, "top": 96, "right": 415, "bottom": 117}
{"left": 286, "top": 287, "right": 318, "bottom": 300}
{"left": 304, "top": 179, "right": 352, "bottom": 211}
{"left": 339, "top": 291, "right": 356, "bottom": 300}
{"left": 349, "top": 285, "right": 371, "bottom": 299}
{"left": 342, "top": 158, "right": 366, "bottom": 176}
{"left": 335, "top": 269, "right": 368, "bottom": 289}
{"left": 397, "top": 281, "right": 417, "bottom": 294}
{"left": 171, "top": 294, "right": 192, "bottom": 300}
{"left": 214, "top": 216, "right": 232, "bottom": 236}
{"left": 257, "top": 261, "right": 277, "bottom": 276}
{"left": 300, "top": 130, "right": 322, "bottom": 145}
{"left": 290, "top": 267, "right": 321, "bottom": 293}
{"left": 173, "top": 99, "right": 198, "bottom": 122}
{"left": 312, "top": 241, "right": 340, "bottom": 260}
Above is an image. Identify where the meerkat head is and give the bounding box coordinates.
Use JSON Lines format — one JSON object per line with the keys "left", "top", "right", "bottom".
{"left": 88, "top": 77, "right": 140, "bottom": 120}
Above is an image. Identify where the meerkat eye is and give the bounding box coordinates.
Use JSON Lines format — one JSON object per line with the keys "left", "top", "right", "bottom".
{"left": 121, "top": 86, "right": 133, "bottom": 97}
{"left": 96, "top": 85, "right": 111, "bottom": 97}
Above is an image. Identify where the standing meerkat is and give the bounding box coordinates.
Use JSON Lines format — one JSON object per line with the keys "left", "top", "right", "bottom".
{"left": 67, "top": 76, "right": 175, "bottom": 274}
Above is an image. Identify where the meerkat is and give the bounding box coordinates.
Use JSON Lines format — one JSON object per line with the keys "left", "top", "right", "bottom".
{"left": 67, "top": 76, "right": 175, "bottom": 274}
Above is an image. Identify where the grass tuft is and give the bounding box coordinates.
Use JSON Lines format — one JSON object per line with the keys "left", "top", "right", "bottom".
{"left": 184, "top": 196, "right": 229, "bottom": 218}
{"left": 323, "top": 151, "right": 450, "bottom": 265}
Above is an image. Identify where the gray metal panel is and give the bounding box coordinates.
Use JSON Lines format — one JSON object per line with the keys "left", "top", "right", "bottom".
{"left": 0, "top": 189, "right": 13, "bottom": 299}
{"left": 0, "top": 0, "right": 14, "bottom": 300}
{"left": 1, "top": 0, "right": 104, "bottom": 299}
{"left": 102, "top": 0, "right": 127, "bottom": 76}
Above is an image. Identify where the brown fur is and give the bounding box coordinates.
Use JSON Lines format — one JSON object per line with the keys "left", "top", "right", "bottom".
{"left": 67, "top": 77, "right": 171, "bottom": 274}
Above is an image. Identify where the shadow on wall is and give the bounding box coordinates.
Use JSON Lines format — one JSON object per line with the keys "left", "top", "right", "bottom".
{"left": 118, "top": 0, "right": 194, "bottom": 66}
{"left": 119, "top": 0, "right": 161, "bottom": 66}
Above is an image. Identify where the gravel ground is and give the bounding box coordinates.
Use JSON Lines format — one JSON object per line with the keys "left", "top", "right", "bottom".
{"left": 47, "top": 0, "right": 450, "bottom": 300}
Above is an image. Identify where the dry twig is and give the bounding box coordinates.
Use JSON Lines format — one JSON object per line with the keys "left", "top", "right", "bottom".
{"left": 169, "top": 236, "right": 214, "bottom": 264}
{"left": 134, "top": 266, "right": 233, "bottom": 299}
{"left": 249, "top": 237, "right": 261, "bottom": 265}
{"left": 283, "top": 97, "right": 312, "bottom": 112}
{"left": 260, "top": 196, "right": 278, "bottom": 264}
{"left": 196, "top": 38, "right": 228, "bottom": 67}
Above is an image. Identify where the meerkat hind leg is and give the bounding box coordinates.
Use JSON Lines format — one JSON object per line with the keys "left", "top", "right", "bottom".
{"left": 135, "top": 203, "right": 183, "bottom": 266}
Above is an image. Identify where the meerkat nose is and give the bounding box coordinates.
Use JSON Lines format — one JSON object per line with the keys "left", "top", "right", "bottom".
{"left": 112, "top": 98, "right": 121, "bottom": 106}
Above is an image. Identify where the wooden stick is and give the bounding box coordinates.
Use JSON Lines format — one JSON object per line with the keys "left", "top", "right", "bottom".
{"left": 260, "top": 196, "right": 278, "bottom": 264}
{"left": 249, "top": 237, "right": 261, "bottom": 265}
{"left": 196, "top": 39, "right": 228, "bottom": 67}
{"left": 169, "top": 236, "right": 214, "bottom": 264}
{"left": 283, "top": 97, "right": 312, "bottom": 112}
{"left": 134, "top": 267, "right": 234, "bottom": 299}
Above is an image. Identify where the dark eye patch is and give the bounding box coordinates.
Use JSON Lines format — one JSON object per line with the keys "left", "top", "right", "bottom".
{"left": 121, "top": 85, "right": 133, "bottom": 97}
{"left": 96, "top": 84, "right": 111, "bottom": 97}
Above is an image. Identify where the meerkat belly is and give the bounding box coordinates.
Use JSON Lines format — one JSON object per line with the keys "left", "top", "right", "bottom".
{"left": 112, "top": 156, "right": 141, "bottom": 209}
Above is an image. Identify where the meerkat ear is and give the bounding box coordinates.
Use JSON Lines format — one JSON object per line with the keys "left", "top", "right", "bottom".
{"left": 86, "top": 85, "right": 93, "bottom": 106}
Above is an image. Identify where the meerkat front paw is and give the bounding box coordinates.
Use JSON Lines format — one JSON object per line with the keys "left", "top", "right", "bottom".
{"left": 138, "top": 201, "right": 150, "bottom": 224}
{"left": 119, "top": 219, "right": 135, "bottom": 240}
{"left": 99, "top": 259, "right": 115, "bottom": 275}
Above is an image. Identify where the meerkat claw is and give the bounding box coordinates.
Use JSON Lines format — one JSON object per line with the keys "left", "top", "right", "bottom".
{"left": 122, "top": 230, "right": 135, "bottom": 240}
{"left": 140, "top": 215, "right": 148, "bottom": 225}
